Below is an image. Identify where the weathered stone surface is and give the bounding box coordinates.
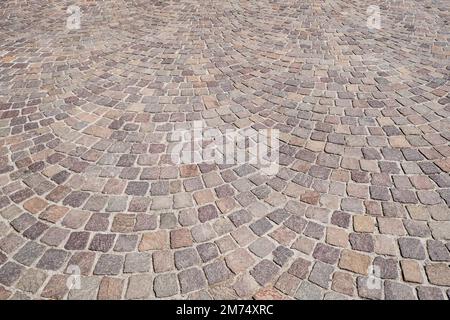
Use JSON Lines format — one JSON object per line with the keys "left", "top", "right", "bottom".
{"left": 398, "top": 238, "right": 426, "bottom": 260}
{"left": 384, "top": 281, "right": 416, "bottom": 300}
{"left": 294, "top": 281, "right": 323, "bottom": 300}
{"left": 203, "top": 260, "right": 233, "bottom": 285}
{"left": 126, "top": 274, "right": 153, "bottom": 299}
{"left": 425, "top": 264, "right": 450, "bottom": 286}
{"left": 94, "top": 254, "right": 124, "bottom": 275}
{"left": 139, "top": 231, "right": 169, "bottom": 251}
{"left": 153, "top": 273, "right": 178, "bottom": 298}
{"left": 0, "top": 0, "right": 448, "bottom": 301}
{"left": 98, "top": 277, "right": 124, "bottom": 300}
{"left": 178, "top": 268, "right": 206, "bottom": 294}
{"left": 0, "top": 262, "right": 24, "bottom": 286}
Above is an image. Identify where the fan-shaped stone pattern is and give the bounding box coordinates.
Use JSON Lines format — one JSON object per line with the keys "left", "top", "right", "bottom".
{"left": 0, "top": 0, "right": 449, "bottom": 300}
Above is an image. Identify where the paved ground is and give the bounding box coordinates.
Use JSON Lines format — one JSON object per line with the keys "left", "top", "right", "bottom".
{"left": 0, "top": 0, "right": 449, "bottom": 300}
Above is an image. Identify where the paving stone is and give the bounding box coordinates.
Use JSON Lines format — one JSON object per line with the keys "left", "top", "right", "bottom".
{"left": 174, "top": 248, "right": 201, "bottom": 269}
{"left": 0, "top": 0, "right": 449, "bottom": 300}
{"left": 303, "top": 221, "right": 325, "bottom": 240}
{"left": 40, "top": 275, "right": 69, "bottom": 300}
{"left": 313, "top": 243, "right": 340, "bottom": 264}
{"left": 357, "top": 276, "right": 382, "bottom": 300}
{"left": 191, "top": 224, "right": 217, "bottom": 243}
{"left": 429, "top": 221, "right": 450, "bottom": 240}
{"left": 331, "top": 271, "right": 354, "bottom": 296}
{"left": 400, "top": 260, "right": 423, "bottom": 283}
{"left": 203, "top": 260, "right": 233, "bottom": 285}
{"left": 249, "top": 237, "right": 276, "bottom": 258}
{"left": 126, "top": 274, "right": 153, "bottom": 299}
{"left": 89, "top": 234, "right": 116, "bottom": 252}
{"left": 40, "top": 227, "right": 70, "bottom": 247}
{"left": 403, "top": 220, "right": 430, "bottom": 237}
{"left": 98, "top": 277, "right": 124, "bottom": 300}
{"left": 180, "top": 172, "right": 204, "bottom": 190}
{"left": 233, "top": 273, "right": 259, "bottom": 298}
{"left": 178, "top": 268, "right": 206, "bottom": 293}
{"left": 66, "top": 252, "right": 96, "bottom": 276}
{"left": 308, "top": 261, "right": 334, "bottom": 289}
{"left": 378, "top": 218, "right": 406, "bottom": 236}
{"left": 124, "top": 252, "right": 152, "bottom": 273}
{"left": 198, "top": 204, "right": 219, "bottom": 223}
{"left": 339, "top": 250, "right": 371, "bottom": 275}
{"left": 65, "top": 231, "right": 90, "bottom": 250}
{"left": 67, "top": 276, "right": 101, "bottom": 300}
{"left": 374, "top": 235, "right": 397, "bottom": 256}
{"left": 13, "top": 241, "right": 44, "bottom": 266}
{"left": 84, "top": 213, "right": 110, "bottom": 231}
{"left": 134, "top": 214, "right": 157, "bottom": 231}
{"left": 349, "top": 233, "right": 374, "bottom": 252}
{"left": 125, "top": 181, "right": 149, "bottom": 196}
{"left": 10, "top": 213, "right": 36, "bottom": 232}
{"left": 250, "top": 259, "right": 280, "bottom": 285}
{"left": 284, "top": 215, "right": 307, "bottom": 233}
{"left": 373, "top": 257, "right": 398, "bottom": 279}
{"left": 384, "top": 281, "right": 416, "bottom": 300}
{"left": 267, "top": 208, "right": 290, "bottom": 224}
{"left": 94, "top": 254, "right": 124, "bottom": 275}
{"left": 16, "top": 269, "right": 47, "bottom": 294}
{"left": 170, "top": 228, "right": 193, "bottom": 249}
{"left": 330, "top": 211, "right": 351, "bottom": 228}
{"left": 416, "top": 286, "right": 445, "bottom": 300}
{"left": 178, "top": 208, "right": 198, "bottom": 226}
{"left": 353, "top": 215, "right": 375, "bottom": 233}
{"left": 0, "top": 262, "right": 24, "bottom": 286}
{"left": 275, "top": 272, "right": 301, "bottom": 295}
{"left": 294, "top": 281, "right": 323, "bottom": 300}
{"left": 427, "top": 240, "right": 450, "bottom": 261}
{"left": 325, "top": 227, "right": 349, "bottom": 248}
{"left": 269, "top": 226, "right": 297, "bottom": 245}
{"left": 215, "top": 235, "right": 238, "bottom": 254}
{"left": 228, "top": 209, "right": 252, "bottom": 227}
{"left": 273, "top": 245, "right": 294, "bottom": 266}
{"left": 213, "top": 217, "right": 235, "bottom": 236}
{"left": 152, "top": 250, "right": 174, "bottom": 273}
{"left": 113, "top": 235, "right": 138, "bottom": 252}
{"left": 425, "top": 263, "right": 450, "bottom": 286}
{"left": 398, "top": 238, "right": 426, "bottom": 260}
{"left": 139, "top": 231, "right": 169, "bottom": 251}
{"left": 196, "top": 243, "right": 219, "bottom": 263}
{"left": 249, "top": 218, "right": 273, "bottom": 236}
{"left": 112, "top": 214, "right": 135, "bottom": 233}
{"left": 37, "top": 249, "right": 69, "bottom": 271}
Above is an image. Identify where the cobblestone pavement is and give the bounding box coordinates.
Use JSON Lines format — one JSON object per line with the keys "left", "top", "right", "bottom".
{"left": 0, "top": 0, "right": 449, "bottom": 300}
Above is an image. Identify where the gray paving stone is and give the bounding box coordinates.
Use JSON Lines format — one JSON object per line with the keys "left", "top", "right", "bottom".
{"left": 124, "top": 252, "right": 152, "bottom": 273}
{"left": 94, "top": 254, "right": 124, "bottom": 275}
{"left": 250, "top": 259, "right": 280, "bottom": 286}
{"left": 178, "top": 268, "right": 206, "bottom": 294}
